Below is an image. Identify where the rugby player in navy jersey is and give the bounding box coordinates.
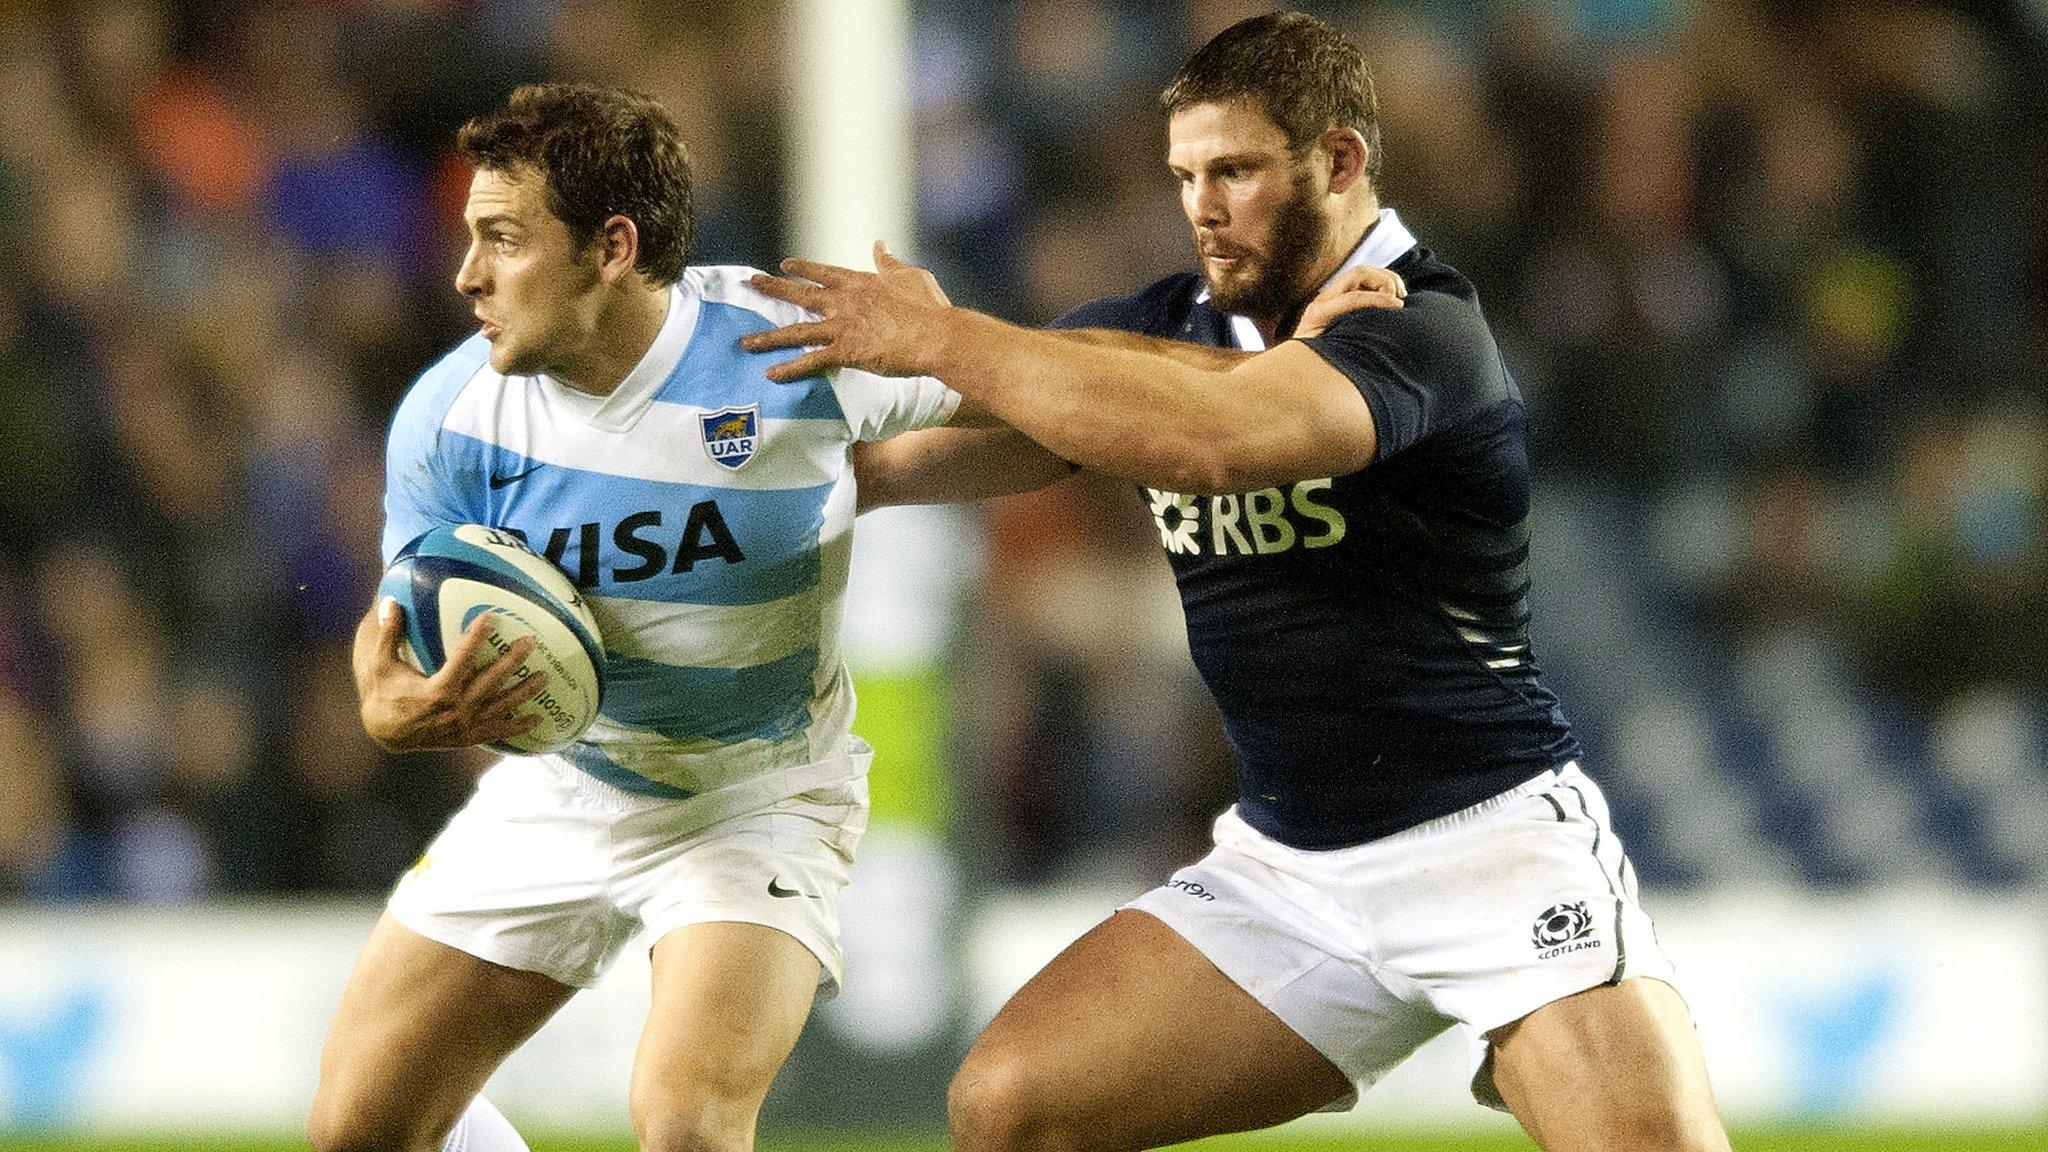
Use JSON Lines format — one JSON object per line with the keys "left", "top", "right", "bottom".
{"left": 744, "top": 12, "right": 1731, "bottom": 1152}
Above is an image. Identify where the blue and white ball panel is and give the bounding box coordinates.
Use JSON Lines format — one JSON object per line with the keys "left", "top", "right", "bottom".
{"left": 377, "top": 525, "right": 606, "bottom": 756}
{"left": 396, "top": 524, "right": 605, "bottom": 662}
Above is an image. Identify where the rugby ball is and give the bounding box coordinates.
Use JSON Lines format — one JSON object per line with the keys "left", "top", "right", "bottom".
{"left": 377, "top": 524, "right": 606, "bottom": 755}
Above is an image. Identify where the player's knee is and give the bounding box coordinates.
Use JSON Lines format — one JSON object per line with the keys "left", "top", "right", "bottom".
{"left": 948, "top": 1053, "right": 1067, "bottom": 1152}
{"left": 306, "top": 1088, "right": 441, "bottom": 1152}
{"left": 1632, "top": 1109, "right": 1731, "bottom": 1152}
{"left": 1588, "top": 1100, "right": 1729, "bottom": 1152}
{"left": 630, "top": 1091, "right": 755, "bottom": 1152}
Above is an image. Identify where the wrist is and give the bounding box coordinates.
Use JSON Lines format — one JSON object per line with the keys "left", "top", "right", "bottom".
{"left": 361, "top": 694, "right": 427, "bottom": 752}
{"left": 921, "top": 305, "right": 982, "bottom": 381}
{"left": 361, "top": 709, "right": 408, "bottom": 752}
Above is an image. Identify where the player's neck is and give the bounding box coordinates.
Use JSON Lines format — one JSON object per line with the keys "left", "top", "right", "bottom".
{"left": 551, "top": 281, "right": 671, "bottom": 396}
{"left": 1261, "top": 196, "right": 1381, "bottom": 344}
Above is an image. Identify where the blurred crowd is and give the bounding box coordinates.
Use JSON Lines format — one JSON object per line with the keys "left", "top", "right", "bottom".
{"left": 0, "top": 0, "right": 2041, "bottom": 902}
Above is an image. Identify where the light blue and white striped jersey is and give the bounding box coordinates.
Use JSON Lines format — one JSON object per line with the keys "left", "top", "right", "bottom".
{"left": 381, "top": 265, "right": 958, "bottom": 804}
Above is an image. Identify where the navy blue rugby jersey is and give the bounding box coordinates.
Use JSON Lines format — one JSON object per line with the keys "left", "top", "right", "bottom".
{"left": 1052, "top": 238, "right": 1581, "bottom": 849}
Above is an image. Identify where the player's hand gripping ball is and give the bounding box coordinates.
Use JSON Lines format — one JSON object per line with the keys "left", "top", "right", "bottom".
{"left": 377, "top": 524, "right": 606, "bottom": 754}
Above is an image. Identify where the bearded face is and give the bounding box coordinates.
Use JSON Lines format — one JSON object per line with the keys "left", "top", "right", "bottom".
{"left": 1198, "top": 163, "right": 1330, "bottom": 318}
{"left": 1169, "top": 101, "right": 1339, "bottom": 326}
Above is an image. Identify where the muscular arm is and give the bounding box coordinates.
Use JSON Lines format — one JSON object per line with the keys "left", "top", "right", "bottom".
{"left": 850, "top": 333, "right": 1245, "bottom": 509}
{"left": 851, "top": 331, "right": 1241, "bottom": 510}
{"left": 932, "top": 318, "right": 1373, "bottom": 494}
{"left": 1051, "top": 328, "right": 1253, "bottom": 371}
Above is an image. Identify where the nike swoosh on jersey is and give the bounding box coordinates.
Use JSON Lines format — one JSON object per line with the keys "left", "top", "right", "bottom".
{"left": 488, "top": 463, "right": 547, "bottom": 489}
{"left": 767, "top": 878, "right": 806, "bottom": 898}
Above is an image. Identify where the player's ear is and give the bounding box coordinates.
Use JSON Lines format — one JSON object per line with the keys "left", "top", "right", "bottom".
{"left": 1322, "top": 127, "right": 1369, "bottom": 196}
{"left": 595, "top": 214, "right": 640, "bottom": 284}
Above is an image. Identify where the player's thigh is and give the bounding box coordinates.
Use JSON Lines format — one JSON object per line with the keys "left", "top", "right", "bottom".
{"left": 628, "top": 920, "right": 823, "bottom": 1147}
{"left": 950, "top": 909, "right": 1352, "bottom": 1152}
{"left": 310, "top": 912, "right": 576, "bottom": 1150}
{"left": 1489, "top": 976, "right": 1729, "bottom": 1152}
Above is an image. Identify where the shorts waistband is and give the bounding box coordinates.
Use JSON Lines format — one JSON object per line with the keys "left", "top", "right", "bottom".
{"left": 1376, "top": 763, "right": 1578, "bottom": 845}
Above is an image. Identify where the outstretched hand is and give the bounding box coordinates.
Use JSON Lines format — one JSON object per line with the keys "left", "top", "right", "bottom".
{"left": 1296, "top": 264, "right": 1406, "bottom": 339}
{"left": 740, "top": 242, "right": 952, "bottom": 381}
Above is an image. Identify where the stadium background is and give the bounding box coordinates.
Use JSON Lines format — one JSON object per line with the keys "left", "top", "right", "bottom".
{"left": 0, "top": 0, "right": 2043, "bottom": 1149}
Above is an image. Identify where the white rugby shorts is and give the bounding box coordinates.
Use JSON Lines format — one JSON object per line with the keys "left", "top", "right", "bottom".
{"left": 388, "top": 749, "right": 869, "bottom": 992}
{"left": 1125, "top": 762, "right": 1677, "bottom": 1111}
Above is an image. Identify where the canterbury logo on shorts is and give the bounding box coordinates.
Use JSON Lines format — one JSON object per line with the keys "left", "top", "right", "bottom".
{"left": 1531, "top": 901, "right": 1599, "bottom": 959}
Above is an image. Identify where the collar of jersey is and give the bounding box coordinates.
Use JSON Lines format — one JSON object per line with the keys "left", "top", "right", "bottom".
{"left": 1196, "top": 206, "right": 1417, "bottom": 352}
{"left": 537, "top": 279, "right": 700, "bottom": 432}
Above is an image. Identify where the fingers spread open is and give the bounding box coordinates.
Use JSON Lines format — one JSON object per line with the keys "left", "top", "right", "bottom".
{"left": 749, "top": 273, "right": 825, "bottom": 311}
{"left": 473, "top": 705, "right": 546, "bottom": 746}
{"left": 482, "top": 663, "right": 551, "bottom": 716}
{"left": 764, "top": 349, "right": 838, "bottom": 383}
{"left": 740, "top": 321, "right": 829, "bottom": 353}
{"left": 436, "top": 611, "right": 498, "bottom": 684}
{"left": 778, "top": 257, "right": 862, "bottom": 288}
{"left": 473, "top": 635, "right": 538, "bottom": 696}
{"left": 499, "top": 711, "right": 547, "bottom": 738}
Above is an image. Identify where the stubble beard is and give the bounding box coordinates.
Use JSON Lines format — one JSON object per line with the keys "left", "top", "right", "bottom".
{"left": 1200, "top": 169, "right": 1330, "bottom": 323}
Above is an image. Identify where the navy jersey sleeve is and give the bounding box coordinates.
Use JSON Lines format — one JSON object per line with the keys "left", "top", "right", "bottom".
{"left": 1044, "top": 273, "right": 1204, "bottom": 336}
{"left": 1048, "top": 295, "right": 1138, "bottom": 331}
{"left": 1300, "top": 295, "right": 1515, "bottom": 461}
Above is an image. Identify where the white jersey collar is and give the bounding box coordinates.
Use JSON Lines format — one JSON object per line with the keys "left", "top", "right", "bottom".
{"left": 540, "top": 279, "right": 700, "bottom": 432}
{"left": 1197, "top": 206, "right": 1417, "bottom": 352}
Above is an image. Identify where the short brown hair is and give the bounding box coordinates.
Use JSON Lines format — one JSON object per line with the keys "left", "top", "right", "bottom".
{"left": 457, "top": 82, "right": 694, "bottom": 285}
{"left": 1161, "top": 12, "right": 1383, "bottom": 190}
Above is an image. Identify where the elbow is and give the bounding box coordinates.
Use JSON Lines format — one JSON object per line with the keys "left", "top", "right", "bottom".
{"left": 1162, "top": 443, "right": 1249, "bottom": 496}
{"left": 1124, "top": 422, "right": 1254, "bottom": 494}
{"left": 1187, "top": 420, "right": 1291, "bottom": 494}
{"left": 1162, "top": 440, "right": 1338, "bottom": 496}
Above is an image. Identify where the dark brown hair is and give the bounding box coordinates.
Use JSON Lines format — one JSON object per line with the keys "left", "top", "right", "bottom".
{"left": 1161, "top": 12, "right": 1383, "bottom": 190}
{"left": 457, "top": 82, "right": 693, "bottom": 285}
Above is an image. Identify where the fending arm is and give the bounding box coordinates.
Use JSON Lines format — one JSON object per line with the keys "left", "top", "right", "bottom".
{"left": 743, "top": 247, "right": 1391, "bottom": 495}
{"left": 1051, "top": 327, "right": 1253, "bottom": 371}
{"left": 914, "top": 314, "right": 1377, "bottom": 495}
